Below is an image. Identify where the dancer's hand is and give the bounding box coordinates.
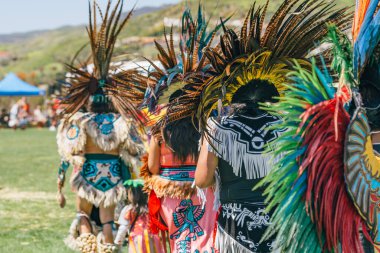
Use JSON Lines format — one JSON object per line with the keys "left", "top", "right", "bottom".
{"left": 57, "top": 191, "right": 66, "bottom": 208}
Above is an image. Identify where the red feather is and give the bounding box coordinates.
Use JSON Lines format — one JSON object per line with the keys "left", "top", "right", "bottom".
{"left": 298, "top": 97, "right": 365, "bottom": 252}
{"left": 148, "top": 190, "right": 168, "bottom": 234}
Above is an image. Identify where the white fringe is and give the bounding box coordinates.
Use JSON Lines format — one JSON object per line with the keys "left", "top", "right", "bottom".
{"left": 207, "top": 118, "right": 276, "bottom": 180}
{"left": 215, "top": 225, "right": 253, "bottom": 253}
{"left": 71, "top": 173, "right": 126, "bottom": 208}
{"left": 195, "top": 185, "right": 207, "bottom": 210}
{"left": 213, "top": 170, "right": 221, "bottom": 211}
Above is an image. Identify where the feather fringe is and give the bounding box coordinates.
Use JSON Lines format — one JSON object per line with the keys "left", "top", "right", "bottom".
{"left": 85, "top": 115, "right": 129, "bottom": 151}
{"left": 300, "top": 98, "right": 364, "bottom": 253}
{"left": 140, "top": 153, "right": 196, "bottom": 199}
{"left": 57, "top": 112, "right": 146, "bottom": 173}
{"left": 139, "top": 154, "right": 150, "bottom": 180}
{"left": 144, "top": 174, "right": 195, "bottom": 199}
{"left": 57, "top": 112, "right": 87, "bottom": 166}
{"left": 71, "top": 173, "right": 126, "bottom": 208}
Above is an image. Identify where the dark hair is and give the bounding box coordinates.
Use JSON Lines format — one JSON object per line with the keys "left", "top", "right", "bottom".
{"left": 360, "top": 84, "right": 380, "bottom": 130}
{"left": 87, "top": 95, "right": 117, "bottom": 113}
{"left": 232, "top": 79, "right": 279, "bottom": 105}
{"left": 127, "top": 185, "right": 148, "bottom": 216}
{"left": 360, "top": 62, "right": 380, "bottom": 130}
{"left": 162, "top": 88, "right": 200, "bottom": 162}
{"left": 87, "top": 101, "right": 117, "bottom": 113}
{"left": 231, "top": 79, "right": 279, "bottom": 115}
{"left": 163, "top": 117, "right": 200, "bottom": 162}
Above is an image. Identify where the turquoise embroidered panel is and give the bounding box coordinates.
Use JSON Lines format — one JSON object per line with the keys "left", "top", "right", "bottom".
{"left": 82, "top": 158, "right": 122, "bottom": 192}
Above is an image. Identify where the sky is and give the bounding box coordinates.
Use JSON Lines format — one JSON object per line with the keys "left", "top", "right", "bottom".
{"left": 0, "top": 0, "right": 180, "bottom": 35}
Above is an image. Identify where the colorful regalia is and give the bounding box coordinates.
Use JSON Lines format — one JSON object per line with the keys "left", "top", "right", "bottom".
{"left": 56, "top": 1, "right": 146, "bottom": 252}
{"left": 140, "top": 6, "right": 222, "bottom": 253}
{"left": 196, "top": 0, "right": 351, "bottom": 252}
{"left": 114, "top": 179, "right": 165, "bottom": 253}
{"left": 258, "top": 0, "right": 380, "bottom": 252}
{"left": 57, "top": 112, "right": 144, "bottom": 207}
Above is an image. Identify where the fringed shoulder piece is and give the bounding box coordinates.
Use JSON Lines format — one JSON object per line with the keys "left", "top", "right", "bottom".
{"left": 84, "top": 112, "right": 145, "bottom": 151}
{"left": 206, "top": 115, "right": 283, "bottom": 180}
{"left": 58, "top": 111, "right": 146, "bottom": 174}
{"left": 57, "top": 112, "right": 88, "bottom": 166}
{"left": 85, "top": 113, "right": 124, "bottom": 151}
{"left": 119, "top": 120, "right": 146, "bottom": 178}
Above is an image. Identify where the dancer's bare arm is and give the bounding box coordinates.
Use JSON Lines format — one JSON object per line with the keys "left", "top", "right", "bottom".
{"left": 195, "top": 140, "right": 218, "bottom": 188}
{"left": 148, "top": 136, "right": 161, "bottom": 174}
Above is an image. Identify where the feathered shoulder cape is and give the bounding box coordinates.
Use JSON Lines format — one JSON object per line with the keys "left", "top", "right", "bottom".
{"left": 57, "top": 112, "right": 145, "bottom": 176}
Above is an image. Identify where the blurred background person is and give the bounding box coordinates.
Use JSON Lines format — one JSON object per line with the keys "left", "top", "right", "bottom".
{"left": 8, "top": 100, "right": 19, "bottom": 129}
{"left": 0, "top": 108, "right": 10, "bottom": 128}
{"left": 33, "top": 105, "right": 47, "bottom": 127}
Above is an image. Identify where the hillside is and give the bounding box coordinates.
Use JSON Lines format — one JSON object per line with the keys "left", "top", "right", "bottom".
{"left": 0, "top": 0, "right": 354, "bottom": 87}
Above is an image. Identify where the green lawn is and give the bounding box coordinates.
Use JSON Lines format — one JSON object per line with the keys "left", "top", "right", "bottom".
{"left": 0, "top": 129, "right": 75, "bottom": 253}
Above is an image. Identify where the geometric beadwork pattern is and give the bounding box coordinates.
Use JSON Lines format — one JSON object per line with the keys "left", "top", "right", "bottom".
{"left": 82, "top": 158, "right": 122, "bottom": 192}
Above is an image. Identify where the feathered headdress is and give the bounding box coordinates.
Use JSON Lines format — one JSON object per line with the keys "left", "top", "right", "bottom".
{"left": 61, "top": 0, "right": 147, "bottom": 122}
{"left": 257, "top": 2, "right": 380, "bottom": 252}
{"left": 144, "top": 5, "right": 225, "bottom": 136}
{"left": 197, "top": 0, "right": 352, "bottom": 133}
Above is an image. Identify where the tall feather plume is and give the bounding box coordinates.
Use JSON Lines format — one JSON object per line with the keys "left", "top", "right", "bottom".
{"left": 353, "top": 0, "right": 380, "bottom": 77}
{"left": 144, "top": 4, "right": 225, "bottom": 136}
{"left": 256, "top": 59, "right": 366, "bottom": 253}
{"left": 61, "top": 0, "right": 147, "bottom": 124}
{"left": 198, "top": 0, "right": 352, "bottom": 137}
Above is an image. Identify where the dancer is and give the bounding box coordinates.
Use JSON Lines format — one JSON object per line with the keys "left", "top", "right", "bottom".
{"left": 56, "top": 1, "right": 146, "bottom": 252}
{"left": 140, "top": 6, "right": 221, "bottom": 253}
{"left": 257, "top": 1, "right": 380, "bottom": 252}
{"left": 115, "top": 179, "right": 165, "bottom": 253}
{"left": 194, "top": 1, "right": 351, "bottom": 252}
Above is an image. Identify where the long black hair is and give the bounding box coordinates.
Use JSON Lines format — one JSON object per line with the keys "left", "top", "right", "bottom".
{"left": 360, "top": 63, "right": 380, "bottom": 131}
{"left": 127, "top": 185, "right": 148, "bottom": 216}
{"left": 162, "top": 89, "right": 200, "bottom": 162}
{"left": 231, "top": 79, "right": 280, "bottom": 115}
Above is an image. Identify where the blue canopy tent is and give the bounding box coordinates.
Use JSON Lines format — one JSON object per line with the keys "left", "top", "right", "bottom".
{"left": 0, "top": 73, "right": 45, "bottom": 96}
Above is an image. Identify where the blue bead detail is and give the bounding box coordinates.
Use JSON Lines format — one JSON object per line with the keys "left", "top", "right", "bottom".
{"left": 82, "top": 163, "right": 98, "bottom": 178}
{"left": 93, "top": 178, "right": 116, "bottom": 192}
{"left": 66, "top": 125, "right": 80, "bottom": 140}
{"left": 159, "top": 167, "right": 196, "bottom": 182}
{"left": 109, "top": 162, "right": 121, "bottom": 177}
{"left": 93, "top": 114, "right": 119, "bottom": 135}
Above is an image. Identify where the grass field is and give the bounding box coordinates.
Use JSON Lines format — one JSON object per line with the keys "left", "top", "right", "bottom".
{"left": 0, "top": 129, "right": 76, "bottom": 253}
